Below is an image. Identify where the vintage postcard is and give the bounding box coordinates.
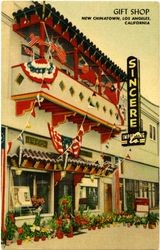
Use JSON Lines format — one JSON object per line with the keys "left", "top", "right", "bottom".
{"left": 1, "top": 1, "right": 159, "bottom": 249}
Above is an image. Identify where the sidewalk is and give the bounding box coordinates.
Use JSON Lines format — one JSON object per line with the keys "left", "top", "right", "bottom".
{"left": 1, "top": 225, "right": 159, "bottom": 250}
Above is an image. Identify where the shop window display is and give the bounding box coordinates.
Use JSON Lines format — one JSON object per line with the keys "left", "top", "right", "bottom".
{"left": 79, "top": 186, "right": 98, "bottom": 210}
{"left": 10, "top": 170, "right": 51, "bottom": 216}
{"left": 125, "top": 178, "right": 159, "bottom": 210}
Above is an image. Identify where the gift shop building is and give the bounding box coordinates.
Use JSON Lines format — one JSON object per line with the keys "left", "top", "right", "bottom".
{"left": 1, "top": 1, "right": 159, "bottom": 226}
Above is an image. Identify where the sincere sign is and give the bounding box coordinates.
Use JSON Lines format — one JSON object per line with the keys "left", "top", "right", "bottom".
{"left": 122, "top": 56, "right": 147, "bottom": 146}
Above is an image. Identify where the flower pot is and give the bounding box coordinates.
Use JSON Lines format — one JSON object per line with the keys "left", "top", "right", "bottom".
{"left": 34, "top": 237, "right": 40, "bottom": 242}
{"left": 41, "top": 236, "right": 46, "bottom": 241}
{"left": 148, "top": 223, "right": 156, "bottom": 229}
{"left": 6, "top": 239, "right": 13, "bottom": 246}
{"left": 66, "top": 232, "right": 73, "bottom": 238}
{"left": 17, "top": 239, "right": 22, "bottom": 245}
{"left": 92, "top": 226, "right": 96, "bottom": 230}
{"left": 143, "top": 224, "right": 147, "bottom": 229}
{"left": 56, "top": 231, "right": 64, "bottom": 239}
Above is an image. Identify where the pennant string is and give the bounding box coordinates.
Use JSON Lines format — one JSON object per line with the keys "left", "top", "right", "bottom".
{"left": 55, "top": 115, "right": 86, "bottom": 161}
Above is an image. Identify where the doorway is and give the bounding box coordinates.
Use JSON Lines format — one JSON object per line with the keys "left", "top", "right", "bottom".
{"left": 54, "top": 172, "right": 75, "bottom": 215}
{"left": 104, "top": 183, "right": 112, "bottom": 213}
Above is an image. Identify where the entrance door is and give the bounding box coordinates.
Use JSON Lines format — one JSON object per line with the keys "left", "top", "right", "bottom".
{"left": 104, "top": 184, "right": 112, "bottom": 213}
{"left": 54, "top": 172, "right": 75, "bottom": 215}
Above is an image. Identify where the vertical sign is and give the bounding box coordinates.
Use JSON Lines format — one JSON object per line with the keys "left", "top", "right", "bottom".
{"left": 122, "top": 56, "right": 147, "bottom": 146}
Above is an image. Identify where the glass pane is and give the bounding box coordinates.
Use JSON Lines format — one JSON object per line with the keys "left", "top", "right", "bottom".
{"left": 79, "top": 186, "right": 98, "bottom": 210}
{"left": 10, "top": 170, "right": 51, "bottom": 216}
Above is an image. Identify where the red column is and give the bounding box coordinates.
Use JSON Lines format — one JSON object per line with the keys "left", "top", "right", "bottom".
{"left": 74, "top": 47, "right": 78, "bottom": 80}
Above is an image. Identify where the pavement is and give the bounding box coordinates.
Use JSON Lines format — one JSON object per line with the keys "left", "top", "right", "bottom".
{"left": 1, "top": 224, "right": 159, "bottom": 250}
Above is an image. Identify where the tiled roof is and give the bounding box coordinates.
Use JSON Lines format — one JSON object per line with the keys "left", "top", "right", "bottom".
{"left": 12, "top": 2, "right": 127, "bottom": 81}
{"left": 8, "top": 148, "right": 117, "bottom": 176}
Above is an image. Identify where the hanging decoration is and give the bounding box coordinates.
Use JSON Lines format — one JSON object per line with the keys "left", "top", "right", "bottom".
{"left": 48, "top": 122, "right": 84, "bottom": 158}
{"left": 103, "top": 81, "right": 120, "bottom": 106}
{"left": 17, "top": 132, "right": 24, "bottom": 144}
{"left": 50, "top": 43, "right": 66, "bottom": 64}
{"left": 21, "top": 58, "right": 58, "bottom": 87}
{"left": 7, "top": 93, "right": 44, "bottom": 152}
{"left": 21, "top": 44, "right": 33, "bottom": 57}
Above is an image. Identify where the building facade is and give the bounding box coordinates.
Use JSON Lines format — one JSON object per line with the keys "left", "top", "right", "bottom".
{"left": 1, "top": 1, "right": 159, "bottom": 227}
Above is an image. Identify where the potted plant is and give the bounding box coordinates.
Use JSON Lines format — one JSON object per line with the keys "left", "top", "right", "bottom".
{"left": 59, "top": 195, "right": 72, "bottom": 217}
{"left": 141, "top": 216, "right": 148, "bottom": 228}
{"left": 134, "top": 215, "right": 141, "bottom": 228}
{"left": 5, "top": 211, "right": 17, "bottom": 245}
{"left": 125, "top": 214, "right": 134, "bottom": 227}
{"left": 147, "top": 212, "right": 159, "bottom": 229}
{"left": 62, "top": 219, "right": 73, "bottom": 237}
{"left": 55, "top": 217, "right": 64, "bottom": 239}
{"left": 40, "top": 229, "right": 48, "bottom": 241}
{"left": 17, "top": 227, "right": 25, "bottom": 245}
{"left": 88, "top": 215, "right": 97, "bottom": 230}
{"left": 34, "top": 226, "right": 41, "bottom": 241}
{"left": 47, "top": 217, "right": 57, "bottom": 238}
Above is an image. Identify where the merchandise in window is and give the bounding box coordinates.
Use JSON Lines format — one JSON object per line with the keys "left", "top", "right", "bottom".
{"left": 10, "top": 170, "right": 51, "bottom": 217}
{"left": 79, "top": 186, "right": 98, "bottom": 210}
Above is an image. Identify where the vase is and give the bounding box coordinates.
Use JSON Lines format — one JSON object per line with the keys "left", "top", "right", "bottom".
{"left": 6, "top": 239, "right": 13, "bottom": 246}
{"left": 56, "top": 231, "right": 64, "bottom": 239}
{"left": 148, "top": 223, "right": 156, "bottom": 229}
{"left": 66, "top": 232, "right": 73, "bottom": 238}
{"left": 143, "top": 224, "right": 147, "bottom": 229}
{"left": 34, "top": 237, "right": 40, "bottom": 242}
{"left": 17, "top": 239, "right": 22, "bottom": 245}
{"left": 41, "top": 236, "right": 46, "bottom": 241}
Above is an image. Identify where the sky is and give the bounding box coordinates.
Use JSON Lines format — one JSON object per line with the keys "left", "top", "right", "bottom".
{"left": 50, "top": 1, "right": 159, "bottom": 106}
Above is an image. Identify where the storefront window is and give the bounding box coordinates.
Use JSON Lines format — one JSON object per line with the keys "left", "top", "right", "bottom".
{"left": 125, "top": 178, "right": 159, "bottom": 210}
{"left": 79, "top": 178, "right": 99, "bottom": 210}
{"left": 10, "top": 170, "right": 51, "bottom": 216}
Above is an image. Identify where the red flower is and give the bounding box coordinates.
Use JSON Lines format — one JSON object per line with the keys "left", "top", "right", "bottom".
{"left": 56, "top": 218, "right": 63, "bottom": 226}
{"left": 62, "top": 199, "right": 68, "bottom": 205}
{"left": 17, "top": 227, "right": 24, "bottom": 234}
{"left": 9, "top": 213, "right": 15, "bottom": 223}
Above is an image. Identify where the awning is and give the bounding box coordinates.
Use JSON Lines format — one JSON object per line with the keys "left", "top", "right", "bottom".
{"left": 8, "top": 148, "right": 117, "bottom": 177}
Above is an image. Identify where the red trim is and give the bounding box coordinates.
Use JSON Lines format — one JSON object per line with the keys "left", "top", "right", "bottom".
{"left": 73, "top": 173, "right": 84, "bottom": 186}
{"left": 30, "top": 14, "right": 40, "bottom": 24}
{"left": 12, "top": 91, "right": 120, "bottom": 133}
{"left": 52, "top": 113, "right": 68, "bottom": 127}
{"left": 101, "top": 133, "right": 112, "bottom": 144}
{"left": 1, "top": 149, "right": 6, "bottom": 230}
{"left": 45, "top": 17, "right": 53, "bottom": 27}
{"left": 54, "top": 172, "right": 62, "bottom": 186}
{"left": 74, "top": 48, "right": 78, "bottom": 80}
{"left": 115, "top": 104, "right": 124, "bottom": 126}
{"left": 20, "top": 17, "right": 29, "bottom": 28}
{"left": 62, "top": 31, "right": 70, "bottom": 41}
{"left": 16, "top": 99, "right": 35, "bottom": 116}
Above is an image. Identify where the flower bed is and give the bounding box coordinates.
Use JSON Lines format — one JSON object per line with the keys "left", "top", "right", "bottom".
{"left": 3, "top": 198, "right": 159, "bottom": 246}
